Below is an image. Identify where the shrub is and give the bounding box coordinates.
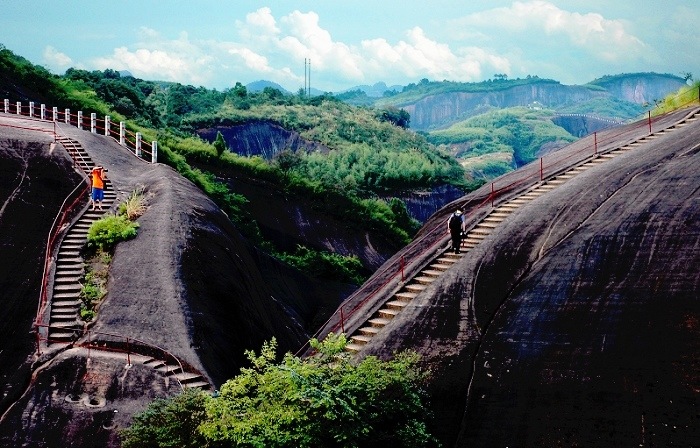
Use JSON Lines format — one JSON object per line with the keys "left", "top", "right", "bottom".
{"left": 277, "top": 245, "right": 368, "bottom": 284}
{"left": 118, "top": 186, "right": 147, "bottom": 220}
{"left": 200, "top": 335, "right": 439, "bottom": 448}
{"left": 87, "top": 215, "right": 139, "bottom": 251}
{"left": 120, "top": 388, "right": 210, "bottom": 448}
{"left": 79, "top": 309, "right": 96, "bottom": 322}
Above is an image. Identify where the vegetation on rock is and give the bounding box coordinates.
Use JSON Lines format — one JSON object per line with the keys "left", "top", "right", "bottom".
{"left": 120, "top": 334, "right": 439, "bottom": 448}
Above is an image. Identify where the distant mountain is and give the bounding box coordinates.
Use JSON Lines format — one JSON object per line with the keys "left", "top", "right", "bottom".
{"left": 374, "top": 74, "right": 686, "bottom": 131}
{"left": 342, "top": 82, "right": 404, "bottom": 97}
{"left": 246, "top": 80, "right": 289, "bottom": 94}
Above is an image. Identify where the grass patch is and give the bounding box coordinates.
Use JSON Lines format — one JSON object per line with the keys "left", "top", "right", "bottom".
{"left": 118, "top": 186, "right": 148, "bottom": 220}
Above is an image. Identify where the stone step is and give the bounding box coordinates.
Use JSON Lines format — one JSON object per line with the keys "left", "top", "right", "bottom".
{"left": 378, "top": 308, "right": 399, "bottom": 319}
{"left": 52, "top": 298, "right": 81, "bottom": 307}
{"left": 52, "top": 307, "right": 79, "bottom": 315}
{"left": 54, "top": 269, "right": 84, "bottom": 277}
{"left": 358, "top": 326, "right": 380, "bottom": 337}
{"left": 470, "top": 226, "right": 492, "bottom": 236}
{"left": 483, "top": 215, "right": 506, "bottom": 223}
{"left": 350, "top": 334, "right": 372, "bottom": 345}
{"left": 429, "top": 263, "right": 451, "bottom": 272}
{"left": 51, "top": 314, "right": 78, "bottom": 323}
{"left": 183, "top": 381, "right": 210, "bottom": 390}
{"left": 395, "top": 291, "right": 418, "bottom": 302}
{"left": 51, "top": 320, "right": 80, "bottom": 327}
{"left": 413, "top": 276, "right": 435, "bottom": 285}
{"left": 54, "top": 276, "right": 82, "bottom": 284}
{"left": 386, "top": 300, "right": 407, "bottom": 311}
{"left": 172, "top": 372, "right": 206, "bottom": 384}
{"left": 421, "top": 269, "right": 443, "bottom": 278}
{"left": 52, "top": 291, "right": 80, "bottom": 300}
{"left": 48, "top": 331, "right": 76, "bottom": 342}
{"left": 436, "top": 257, "right": 458, "bottom": 265}
{"left": 404, "top": 281, "right": 427, "bottom": 291}
{"left": 155, "top": 364, "right": 183, "bottom": 375}
{"left": 488, "top": 210, "right": 512, "bottom": 218}
{"left": 345, "top": 343, "right": 363, "bottom": 353}
{"left": 54, "top": 284, "right": 81, "bottom": 292}
{"left": 368, "top": 317, "right": 391, "bottom": 328}
{"left": 442, "top": 251, "right": 464, "bottom": 259}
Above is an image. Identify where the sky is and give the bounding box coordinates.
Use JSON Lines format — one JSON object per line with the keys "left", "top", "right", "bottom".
{"left": 1, "top": 1, "right": 697, "bottom": 93}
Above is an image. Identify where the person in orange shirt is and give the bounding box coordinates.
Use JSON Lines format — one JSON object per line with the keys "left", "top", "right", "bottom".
{"left": 90, "top": 166, "right": 107, "bottom": 211}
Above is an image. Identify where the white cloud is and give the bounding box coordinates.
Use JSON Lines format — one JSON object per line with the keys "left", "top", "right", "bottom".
{"left": 43, "top": 46, "right": 72, "bottom": 70}
{"left": 93, "top": 47, "right": 210, "bottom": 85}
{"left": 452, "top": 1, "right": 647, "bottom": 62}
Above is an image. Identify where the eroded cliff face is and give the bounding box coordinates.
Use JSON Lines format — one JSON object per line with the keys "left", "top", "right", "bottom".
{"left": 403, "top": 76, "right": 687, "bottom": 131}
{"left": 0, "top": 132, "right": 84, "bottom": 421}
{"left": 405, "top": 83, "right": 605, "bottom": 130}
{"left": 596, "top": 74, "right": 688, "bottom": 104}
{"left": 197, "top": 121, "right": 329, "bottom": 160}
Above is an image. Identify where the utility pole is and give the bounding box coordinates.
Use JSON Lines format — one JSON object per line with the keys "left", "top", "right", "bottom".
{"left": 304, "top": 58, "right": 311, "bottom": 97}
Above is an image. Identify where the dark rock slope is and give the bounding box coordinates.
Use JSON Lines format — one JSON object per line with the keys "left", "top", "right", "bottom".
{"left": 328, "top": 107, "right": 700, "bottom": 447}
{"left": 0, "top": 119, "right": 352, "bottom": 445}
{"left": 0, "top": 129, "right": 84, "bottom": 419}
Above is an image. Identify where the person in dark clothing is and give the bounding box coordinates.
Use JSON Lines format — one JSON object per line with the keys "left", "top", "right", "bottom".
{"left": 447, "top": 209, "right": 464, "bottom": 253}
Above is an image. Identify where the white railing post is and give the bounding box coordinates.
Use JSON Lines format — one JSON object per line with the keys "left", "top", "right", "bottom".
{"left": 41, "top": 104, "right": 46, "bottom": 120}
{"left": 65, "top": 108, "right": 70, "bottom": 124}
{"left": 151, "top": 141, "right": 158, "bottom": 163}
{"left": 16, "top": 102, "right": 21, "bottom": 115}
{"left": 119, "top": 122, "right": 125, "bottom": 146}
{"left": 29, "top": 101, "right": 34, "bottom": 118}
{"left": 3, "top": 99, "right": 8, "bottom": 113}
{"left": 52, "top": 107, "right": 58, "bottom": 122}
{"left": 77, "top": 111, "right": 83, "bottom": 130}
{"left": 136, "top": 132, "right": 142, "bottom": 157}
{"left": 105, "top": 116, "right": 110, "bottom": 136}
{"left": 90, "top": 113, "right": 96, "bottom": 133}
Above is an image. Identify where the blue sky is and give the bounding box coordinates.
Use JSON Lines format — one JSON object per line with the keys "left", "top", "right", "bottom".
{"left": 2, "top": 1, "right": 697, "bottom": 92}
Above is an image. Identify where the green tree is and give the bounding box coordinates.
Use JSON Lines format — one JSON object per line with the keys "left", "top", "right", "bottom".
{"left": 213, "top": 131, "right": 228, "bottom": 158}
{"left": 120, "top": 388, "right": 210, "bottom": 448}
{"left": 200, "top": 335, "right": 439, "bottom": 448}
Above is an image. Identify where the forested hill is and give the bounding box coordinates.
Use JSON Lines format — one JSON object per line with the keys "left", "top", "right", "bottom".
{"left": 0, "top": 44, "right": 467, "bottom": 286}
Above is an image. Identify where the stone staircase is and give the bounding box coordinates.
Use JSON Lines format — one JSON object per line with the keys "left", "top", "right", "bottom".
{"left": 48, "top": 137, "right": 116, "bottom": 343}
{"left": 345, "top": 110, "right": 699, "bottom": 353}
{"left": 46, "top": 136, "right": 210, "bottom": 390}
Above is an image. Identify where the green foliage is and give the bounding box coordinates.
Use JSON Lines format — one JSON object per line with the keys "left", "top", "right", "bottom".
{"left": 651, "top": 82, "right": 700, "bottom": 116}
{"left": 199, "top": 335, "right": 439, "bottom": 448}
{"left": 87, "top": 215, "right": 139, "bottom": 251}
{"left": 213, "top": 131, "right": 227, "bottom": 158}
{"left": 376, "top": 106, "right": 410, "bottom": 128}
{"left": 120, "top": 388, "right": 210, "bottom": 448}
{"left": 79, "top": 253, "right": 109, "bottom": 322}
{"left": 118, "top": 186, "right": 147, "bottom": 221}
{"left": 428, "top": 107, "right": 577, "bottom": 181}
{"left": 277, "top": 245, "right": 368, "bottom": 285}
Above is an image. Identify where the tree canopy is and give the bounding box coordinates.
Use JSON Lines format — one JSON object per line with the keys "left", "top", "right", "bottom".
{"left": 120, "top": 334, "right": 439, "bottom": 448}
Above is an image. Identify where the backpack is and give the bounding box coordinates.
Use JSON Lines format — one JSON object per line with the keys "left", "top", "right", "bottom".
{"left": 449, "top": 214, "right": 462, "bottom": 231}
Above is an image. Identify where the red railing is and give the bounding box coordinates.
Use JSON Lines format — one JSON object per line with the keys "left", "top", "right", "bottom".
{"left": 298, "top": 85, "right": 700, "bottom": 356}
{"left": 33, "top": 323, "right": 201, "bottom": 391}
